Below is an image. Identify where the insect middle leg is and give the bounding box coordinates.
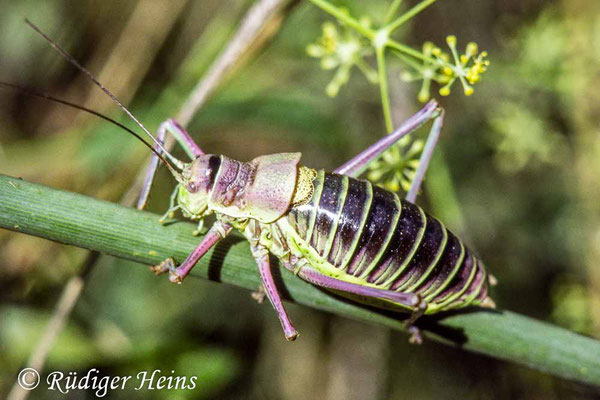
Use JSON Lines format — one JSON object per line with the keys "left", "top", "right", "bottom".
{"left": 137, "top": 119, "right": 204, "bottom": 210}
{"left": 251, "top": 244, "right": 298, "bottom": 341}
{"left": 151, "top": 221, "right": 232, "bottom": 283}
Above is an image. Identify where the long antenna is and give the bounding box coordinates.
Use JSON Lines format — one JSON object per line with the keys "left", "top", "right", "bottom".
{"left": 0, "top": 81, "right": 178, "bottom": 175}
{"left": 24, "top": 18, "right": 184, "bottom": 170}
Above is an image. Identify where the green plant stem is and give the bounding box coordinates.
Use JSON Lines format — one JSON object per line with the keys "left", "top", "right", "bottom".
{"left": 307, "top": 0, "right": 433, "bottom": 63}
{"left": 2, "top": 174, "right": 600, "bottom": 386}
{"left": 384, "top": 0, "right": 404, "bottom": 25}
{"left": 390, "top": 46, "right": 422, "bottom": 70}
{"left": 376, "top": 46, "right": 394, "bottom": 133}
{"left": 307, "top": 0, "right": 374, "bottom": 39}
{"left": 386, "top": 0, "right": 438, "bottom": 33}
{"left": 385, "top": 39, "right": 428, "bottom": 61}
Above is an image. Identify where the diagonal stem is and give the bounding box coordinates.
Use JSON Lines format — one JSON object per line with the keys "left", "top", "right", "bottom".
{"left": 175, "top": 0, "right": 292, "bottom": 127}
{"left": 376, "top": 45, "right": 394, "bottom": 133}
{"left": 2, "top": 174, "right": 600, "bottom": 387}
{"left": 308, "top": 0, "right": 435, "bottom": 63}
{"left": 307, "top": 0, "right": 374, "bottom": 39}
{"left": 384, "top": 0, "right": 404, "bottom": 25}
{"left": 385, "top": 0, "right": 438, "bottom": 33}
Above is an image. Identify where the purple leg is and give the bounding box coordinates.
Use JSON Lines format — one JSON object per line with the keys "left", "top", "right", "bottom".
{"left": 297, "top": 266, "right": 422, "bottom": 309}
{"left": 151, "top": 221, "right": 232, "bottom": 283}
{"left": 251, "top": 245, "right": 298, "bottom": 341}
{"left": 405, "top": 109, "right": 444, "bottom": 203}
{"left": 137, "top": 119, "right": 204, "bottom": 210}
{"left": 163, "top": 119, "right": 204, "bottom": 158}
{"left": 297, "top": 266, "right": 428, "bottom": 343}
{"left": 335, "top": 100, "right": 440, "bottom": 178}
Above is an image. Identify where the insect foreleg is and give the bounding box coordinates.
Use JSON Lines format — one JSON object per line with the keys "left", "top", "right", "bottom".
{"left": 137, "top": 119, "right": 204, "bottom": 210}
{"left": 335, "top": 100, "right": 441, "bottom": 178}
{"left": 405, "top": 109, "right": 444, "bottom": 203}
{"left": 251, "top": 245, "right": 298, "bottom": 341}
{"left": 157, "top": 184, "right": 181, "bottom": 224}
{"left": 151, "top": 221, "right": 232, "bottom": 283}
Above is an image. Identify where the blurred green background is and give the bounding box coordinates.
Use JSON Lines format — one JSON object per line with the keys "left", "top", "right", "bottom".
{"left": 1, "top": 0, "right": 600, "bottom": 398}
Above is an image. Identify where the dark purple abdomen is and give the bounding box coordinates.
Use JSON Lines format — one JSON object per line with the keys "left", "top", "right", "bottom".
{"left": 287, "top": 170, "right": 488, "bottom": 308}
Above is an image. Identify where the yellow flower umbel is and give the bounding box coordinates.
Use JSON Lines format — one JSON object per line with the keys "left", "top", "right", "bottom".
{"left": 401, "top": 42, "right": 448, "bottom": 102}
{"left": 401, "top": 36, "right": 490, "bottom": 102}
{"left": 307, "top": 21, "right": 377, "bottom": 97}
{"left": 435, "top": 36, "right": 490, "bottom": 97}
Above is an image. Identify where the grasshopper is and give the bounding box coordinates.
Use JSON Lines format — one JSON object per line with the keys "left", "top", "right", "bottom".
{"left": 12, "top": 20, "right": 495, "bottom": 344}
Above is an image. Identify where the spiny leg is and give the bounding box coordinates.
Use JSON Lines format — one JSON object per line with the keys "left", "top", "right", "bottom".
{"left": 137, "top": 119, "right": 205, "bottom": 210}
{"left": 151, "top": 221, "right": 232, "bottom": 283}
{"left": 251, "top": 245, "right": 298, "bottom": 341}
{"left": 335, "top": 100, "right": 441, "bottom": 179}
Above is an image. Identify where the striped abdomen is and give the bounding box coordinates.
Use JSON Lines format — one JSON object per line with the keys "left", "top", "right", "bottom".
{"left": 287, "top": 170, "right": 489, "bottom": 313}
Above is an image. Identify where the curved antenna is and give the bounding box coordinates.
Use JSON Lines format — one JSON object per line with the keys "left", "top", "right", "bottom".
{"left": 0, "top": 81, "right": 183, "bottom": 180}
{"left": 24, "top": 18, "right": 184, "bottom": 170}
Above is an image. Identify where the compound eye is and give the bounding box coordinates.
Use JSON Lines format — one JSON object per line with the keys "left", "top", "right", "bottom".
{"left": 187, "top": 181, "right": 198, "bottom": 193}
